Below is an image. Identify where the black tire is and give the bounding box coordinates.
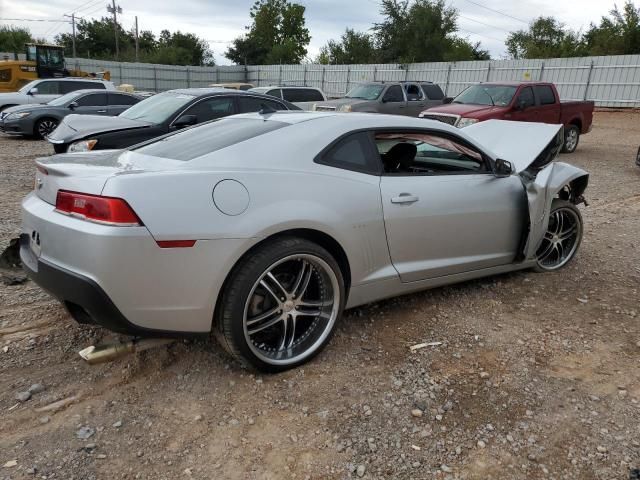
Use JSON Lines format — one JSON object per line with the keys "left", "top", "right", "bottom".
{"left": 34, "top": 118, "right": 59, "bottom": 139}
{"left": 215, "top": 236, "right": 345, "bottom": 372}
{"left": 561, "top": 125, "right": 580, "bottom": 153}
{"left": 533, "top": 199, "right": 583, "bottom": 273}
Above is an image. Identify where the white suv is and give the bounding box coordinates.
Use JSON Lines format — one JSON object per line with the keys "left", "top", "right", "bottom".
{"left": 249, "top": 86, "right": 326, "bottom": 111}
{"left": 0, "top": 78, "right": 116, "bottom": 111}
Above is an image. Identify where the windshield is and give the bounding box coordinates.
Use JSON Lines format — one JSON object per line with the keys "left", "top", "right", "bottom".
{"left": 18, "top": 80, "right": 39, "bottom": 94}
{"left": 119, "top": 92, "right": 196, "bottom": 124}
{"left": 48, "top": 91, "right": 85, "bottom": 106}
{"left": 345, "top": 84, "right": 384, "bottom": 101}
{"left": 453, "top": 85, "right": 517, "bottom": 106}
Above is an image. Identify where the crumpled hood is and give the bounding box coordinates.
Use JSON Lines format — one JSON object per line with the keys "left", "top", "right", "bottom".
{"left": 463, "top": 119, "right": 563, "bottom": 173}
{"left": 47, "top": 114, "right": 153, "bottom": 143}
{"left": 425, "top": 103, "right": 509, "bottom": 117}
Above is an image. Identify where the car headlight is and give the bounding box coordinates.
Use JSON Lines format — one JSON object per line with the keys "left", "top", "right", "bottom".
{"left": 456, "top": 117, "right": 479, "bottom": 128}
{"left": 67, "top": 139, "right": 98, "bottom": 153}
{"left": 339, "top": 104, "right": 352, "bottom": 112}
{"left": 6, "top": 112, "right": 31, "bottom": 119}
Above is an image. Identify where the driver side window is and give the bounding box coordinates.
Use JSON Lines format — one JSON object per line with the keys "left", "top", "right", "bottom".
{"left": 383, "top": 85, "right": 404, "bottom": 103}
{"left": 375, "top": 131, "right": 487, "bottom": 175}
{"left": 516, "top": 87, "right": 535, "bottom": 109}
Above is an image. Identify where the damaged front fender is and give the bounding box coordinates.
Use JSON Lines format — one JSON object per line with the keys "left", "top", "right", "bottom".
{"left": 521, "top": 162, "right": 589, "bottom": 260}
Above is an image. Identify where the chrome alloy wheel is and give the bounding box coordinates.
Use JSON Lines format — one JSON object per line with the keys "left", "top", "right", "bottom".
{"left": 535, "top": 207, "right": 581, "bottom": 270}
{"left": 37, "top": 119, "right": 58, "bottom": 138}
{"left": 242, "top": 254, "right": 340, "bottom": 366}
{"left": 564, "top": 128, "right": 578, "bottom": 152}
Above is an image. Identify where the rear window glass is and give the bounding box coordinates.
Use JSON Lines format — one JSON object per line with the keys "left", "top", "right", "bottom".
{"left": 421, "top": 83, "right": 444, "bottom": 100}
{"left": 133, "top": 118, "right": 287, "bottom": 161}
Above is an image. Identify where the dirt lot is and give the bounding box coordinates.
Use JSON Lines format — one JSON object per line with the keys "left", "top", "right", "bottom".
{"left": 1, "top": 112, "right": 639, "bottom": 480}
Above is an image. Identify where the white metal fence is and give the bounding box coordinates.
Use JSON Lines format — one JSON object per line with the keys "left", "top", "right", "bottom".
{"left": 56, "top": 54, "right": 640, "bottom": 107}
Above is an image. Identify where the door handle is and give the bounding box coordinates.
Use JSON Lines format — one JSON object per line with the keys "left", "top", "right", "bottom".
{"left": 96, "top": 110, "right": 107, "bottom": 113}
{"left": 391, "top": 193, "right": 419, "bottom": 204}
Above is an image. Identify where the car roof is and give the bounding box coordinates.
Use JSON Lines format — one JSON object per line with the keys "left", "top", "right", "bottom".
{"left": 480, "top": 81, "right": 553, "bottom": 87}
{"left": 166, "top": 87, "right": 279, "bottom": 97}
{"left": 68, "top": 88, "right": 129, "bottom": 95}
{"left": 43, "top": 77, "right": 112, "bottom": 83}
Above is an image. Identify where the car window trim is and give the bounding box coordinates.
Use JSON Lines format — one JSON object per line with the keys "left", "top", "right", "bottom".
{"left": 313, "top": 130, "right": 383, "bottom": 176}
{"left": 371, "top": 127, "right": 495, "bottom": 177}
{"left": 76, "top": 92, "right": 107, "bottom": 107}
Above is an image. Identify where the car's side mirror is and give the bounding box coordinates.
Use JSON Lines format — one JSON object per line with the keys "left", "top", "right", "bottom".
{"left": 443, "top": 97, "right": 453, "bottom": 104}
{"left": 68, "top": 101, "right": 78, "bottom": 110}
{"left": 495, "top": 158, "right": 514, "bottom": 177}
{"left": 28, "top": 87, "right": 38, "bottom": 96}
{"left": 381, "top": 97, "right": 390, "bottom": 103}
{"left": 173, "top": 114, "right": 197, "bottom": 128}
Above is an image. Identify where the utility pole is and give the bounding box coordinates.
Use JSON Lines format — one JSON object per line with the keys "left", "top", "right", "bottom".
{"left": 134, "top": 16, "right": 139, "bottom": 63}
{"left": 63, "top": 13, "right": 77, "bottom": 58}
{"left": 107, "top": 0, "right": 122, "bottom": 60}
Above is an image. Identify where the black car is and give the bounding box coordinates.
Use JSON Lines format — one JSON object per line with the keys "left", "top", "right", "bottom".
{"left": 47, "top": 88, "right": 300, "bottom": 153}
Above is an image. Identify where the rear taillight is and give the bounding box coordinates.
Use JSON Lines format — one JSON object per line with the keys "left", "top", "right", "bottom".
{"left": 55, "top": 190, "right": 142, "bottom": 226}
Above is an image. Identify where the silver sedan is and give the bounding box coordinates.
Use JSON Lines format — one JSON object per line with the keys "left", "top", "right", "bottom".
{"left": 20, "top": 112, "right": 589, "bottom": 372}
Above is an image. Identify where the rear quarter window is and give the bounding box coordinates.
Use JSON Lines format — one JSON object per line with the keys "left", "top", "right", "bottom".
{"left": 133, "top": 118, "right": 287, "bottom": 161}
{"left": 421, "top": 84, "right": 444, "bottom": 100}
{"left": 534, "top": 85, "right": 556, "bottom": 105}
{"left": 316, "top": 132, "right": 380, "bottom": 175}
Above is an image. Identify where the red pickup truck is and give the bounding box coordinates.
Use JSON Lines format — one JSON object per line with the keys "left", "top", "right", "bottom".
{"left": 419, "top": 82, "right": 594, "bottom": 153}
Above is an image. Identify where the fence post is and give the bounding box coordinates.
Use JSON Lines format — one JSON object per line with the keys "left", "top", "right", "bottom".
{"left": 278, "top": 65, "right": 282, "bottom": 85}
{"left": 303, "top": 63, "right": 307, "bottom": 86}
{"left": 345, "top": 65, "right": 351, "bottom": 95}
{"left": 186, "top": 67, "right": 191, "bottom": 88}
{"left": 583, "top": 60, "right": 594, "bottom": 101}
{"left": 373, "top": 66, "right": 377, "bottom": 82}
{"left": 404, "top": 64, "right": 409, "bottom": 81}
{"left": 119, "top": 63, "right": 123, "bottom": 85}
{"left": 153, "top": 65, "right": 158, "bottom": 92}
{"left": 215, "top": 66, "right": 219, "bottom": 84}
{"left": 321, "top": 66, "right": 326, "bottom": 94}
{"left": 485, "top": 62, "right": 491, "bottom": 82}
{"left": 444, "top": 63, "right": 452, "bottom": 96}
{"left": 539, "top": 61, "right": 545, "bottom": 81}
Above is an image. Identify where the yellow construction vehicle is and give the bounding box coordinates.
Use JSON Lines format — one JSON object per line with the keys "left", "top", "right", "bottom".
{"left": 0, "top": 43, "right": 110, "bottom": 93}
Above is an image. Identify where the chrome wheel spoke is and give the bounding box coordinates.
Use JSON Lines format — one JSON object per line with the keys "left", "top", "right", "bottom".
{"left": 536, "top": 206, "right": 581, "bottom": 270}
{"left": 293, "top": 262, "right": 313, "bottom": 299}
{"left": 246, "top": 306, "right": 280, "bottom": 327}
{"left": 537, "top": 241, "right": 555, "bottom": 263}
{"left": 247, "top": 313, "right": 283, "bottom": 335}
{"left": 259, "top": 279, "right": 280, "bottom": 302}
{"left": 278, "top": 315, "right": 295, "bottom": 351}
{"left": 265, "top": 272, "right": 288, "bottom": 300}
{"left": 559, "top": 224, "right": 577, "bottom": 241}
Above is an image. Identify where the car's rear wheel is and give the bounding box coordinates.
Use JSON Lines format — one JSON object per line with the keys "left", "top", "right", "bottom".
{"left": 561, "top": 125, "right": 580, "bottom": 153}
{"left": 34, "top": 118, "right": 59, "bottom": 139}
{"left": 215, "top": 237, "right": 345, "bottom": 372}
{"left": 534, "top": 199, "right": 583, "bottom": 272}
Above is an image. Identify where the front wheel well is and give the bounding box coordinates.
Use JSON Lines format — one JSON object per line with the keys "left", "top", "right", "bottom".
{"left": 557, "top": 174, "right": 589, "bottom": 204}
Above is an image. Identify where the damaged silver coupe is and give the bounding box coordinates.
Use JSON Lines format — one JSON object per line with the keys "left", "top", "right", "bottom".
{"left": 21, "top": 112, "right": 588, "bottom": 371}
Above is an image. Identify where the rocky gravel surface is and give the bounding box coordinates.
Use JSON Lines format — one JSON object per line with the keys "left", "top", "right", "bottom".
{"left": 1, "top": 112, "right": 639, "bottom": 479}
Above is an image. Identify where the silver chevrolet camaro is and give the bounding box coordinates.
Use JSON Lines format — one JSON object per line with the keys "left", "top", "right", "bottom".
{"left": 20, "top": 112, "right": 589, "bottom": 371}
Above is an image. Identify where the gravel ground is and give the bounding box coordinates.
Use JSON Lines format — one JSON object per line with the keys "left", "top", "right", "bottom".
{"left": 1, "top": 112, "right": 639, "bottom": 480}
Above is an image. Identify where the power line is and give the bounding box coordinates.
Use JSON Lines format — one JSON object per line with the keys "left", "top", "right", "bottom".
{"left": 458, "top": 28, "right": 504, "bottom": 43}
{"left": 458, "top": 14, "right": 513, "bottom": 33}
{"left": 460, "top": 0, "right": 529, "bottom": 24}
{"left": 0, "top": 17, "right": 70, "bottom": 23}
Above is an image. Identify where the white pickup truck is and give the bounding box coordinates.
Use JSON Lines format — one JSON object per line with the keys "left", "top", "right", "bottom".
{"left": 0, "top": 78, "right": 116, "bottom": 112}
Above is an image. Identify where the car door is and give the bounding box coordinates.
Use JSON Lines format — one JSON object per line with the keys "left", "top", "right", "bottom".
{"left": 378, "top": 85, "right": 407, "bottom": 115}
{"left": 376, "top": 129, "right": 527, "bottom": 282}
{"left": 404, "top": 83, "right": 426, "bottom": 116}
{"left": 28, "top": 80, "right": 60, "bottom": 104}
{"left": 421, "top": 83, "right": 445, "bottom": 108}
{"left": 509, "top": 86, "right": 538, "bottom": 122}
{"left": 73, "top": 92, "right": 108, "bottom": 115}
{"left": 173, "top": 95, "right": 236, "bottom": 128}
{"left": 107, "top": 92, "right": 139, "bottom": 116}
{"left": 533, "top": 85, "right": 561, "bottom": 124}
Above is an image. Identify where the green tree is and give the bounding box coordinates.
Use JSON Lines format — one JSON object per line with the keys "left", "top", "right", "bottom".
{"left": 0, "top": 26, "right": 35, "bottom": 55}
{"left": 373, "top": 0, "right": 488, "bottom": 63}
{"left": 56, "top": 19, "right": 213, "bottom": 65}
{"left": 226, "top": 0, "right": 311, "bottom": 64}
{"left": 583, "top": 1, "right": 640, "bottom": 55}
{"left": 317, "top": 28, "right": 377, "bottom": 64}
{"left": 505, "top": 17, "right": 585, "bottom": 59}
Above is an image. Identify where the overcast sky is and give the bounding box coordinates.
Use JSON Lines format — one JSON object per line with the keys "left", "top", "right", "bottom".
{"left": 1, "top": 0, "right": 624, "bottom": 63}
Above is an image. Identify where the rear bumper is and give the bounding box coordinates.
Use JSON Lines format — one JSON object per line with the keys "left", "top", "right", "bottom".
{"left": 20, "top": 235, "right": 187, "bottom": 337}
{"left": 21, "top": 192, "right": 251, "bottom": 336}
